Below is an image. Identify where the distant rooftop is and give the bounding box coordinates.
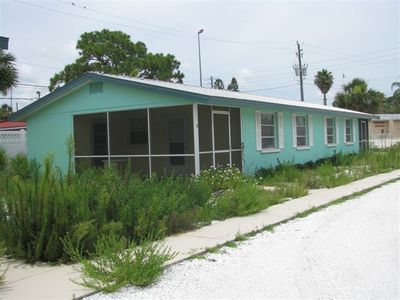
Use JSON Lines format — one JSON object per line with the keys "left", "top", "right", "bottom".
{"left": 375, "top": 114, "right": 400, "bottom": 121}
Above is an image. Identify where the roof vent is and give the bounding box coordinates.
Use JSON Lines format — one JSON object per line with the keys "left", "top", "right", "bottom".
{"left": 89, "top": 82, "right": 103, "bottom": 94}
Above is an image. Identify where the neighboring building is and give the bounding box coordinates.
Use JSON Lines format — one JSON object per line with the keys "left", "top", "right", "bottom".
{"left": 0, "top": 120, "right": 27, "bottom": 157}
{"left": 10, "top": 72, "right": 374, "bottom": 175}
{"left": 369, "top": 114, "right": 400, "bottom": 148}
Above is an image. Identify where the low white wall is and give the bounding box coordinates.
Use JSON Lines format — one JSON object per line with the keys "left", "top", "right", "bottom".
{"left": 369, "top": 136, "right": 400, "bottom": 149}
{"left": 0, "top": 129, "right": 27, "bottom": 157}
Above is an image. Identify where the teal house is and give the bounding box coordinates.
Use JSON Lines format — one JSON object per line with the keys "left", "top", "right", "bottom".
{"left": 10, "top": 72, "right": 373, "bottom": 175}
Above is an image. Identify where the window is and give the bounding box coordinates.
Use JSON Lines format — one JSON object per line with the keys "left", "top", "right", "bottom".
{"left": 296, "top": 116, "right": 308, "bottom": 147}
{"left": 325, "top": 117, "right": 336, "bottom": 145}
{"left": 261, "top": 113, "right": 276, "bottom": 149}
{"left": 345, "top": 119, "right": 353, "bottom": 143}
{"left": 130, "top": 118, "right": 148, "bottom": 145}
{"left": 255, "top": 111, "right": 284, "bottom": 151}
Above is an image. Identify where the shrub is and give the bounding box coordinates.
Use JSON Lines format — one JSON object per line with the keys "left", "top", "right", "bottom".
{"left": 0, "top": 147, "right": 6, "bottom": 171}
{"left": 63, "top": 233, "right": 176, "bottom": 293}
{"left": 197, "top": 165, "right": 256, "bottom": 192}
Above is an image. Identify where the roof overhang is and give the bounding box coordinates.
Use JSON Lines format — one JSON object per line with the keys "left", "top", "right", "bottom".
{"left": 9, "top": 72, "right": 375, "bottom": 121}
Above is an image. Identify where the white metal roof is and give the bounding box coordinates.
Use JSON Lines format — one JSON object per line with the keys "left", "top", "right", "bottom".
{"left": 90, "top": 72, "right": 374, "bottom": 118}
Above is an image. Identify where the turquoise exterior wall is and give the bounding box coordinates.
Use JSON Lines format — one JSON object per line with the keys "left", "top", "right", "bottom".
{"left": 26, "top": 81, "right": 193, "bottom": 174}
{"left": 241, "top": 107, "right": 360, "bottom": 173}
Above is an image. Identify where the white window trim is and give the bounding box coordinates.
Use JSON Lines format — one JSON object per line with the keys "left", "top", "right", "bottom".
{"left": 256, "top": 111, "right": 284, "bottom": 152}
{"left": 325, "top": 117, "right": 337, "bottom": 147}
{"left": 344, "top": 118, "right": 354, "bottom": 145}
{"left": 292, "top": 114, "right": 311, "bottom": 149}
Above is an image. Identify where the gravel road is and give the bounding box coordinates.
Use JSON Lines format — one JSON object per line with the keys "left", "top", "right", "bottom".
{"left": 90, "top": 181, "right": 400, "bottom": 300}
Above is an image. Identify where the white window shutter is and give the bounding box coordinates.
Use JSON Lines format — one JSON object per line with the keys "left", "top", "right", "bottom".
{"left": 278, "top": 112, "right": 284, "bottom": 149}
{"left": 324, "top": 117, "right": 328, "bottom": 145}
{"left": 353, "top": 118, "right": 357, "bottom": 143}
{"left": 255, "top": 111, "right": 262, "bottom": 150}
{"left": 292, "top": 114, "right": 297, "bottom": 147}
{"left": 308, "top": 115, "right": 313, "bottom": 147}
{"left": 343, "top": 119, "right": 347, "bottom": 143}
{"left": 335, "top": 117, "right": 340, "bottom": 145}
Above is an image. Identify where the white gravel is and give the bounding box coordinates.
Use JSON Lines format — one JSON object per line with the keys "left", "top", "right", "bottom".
{"left": 89, "top": 181, "right": 400, "bottom": 300}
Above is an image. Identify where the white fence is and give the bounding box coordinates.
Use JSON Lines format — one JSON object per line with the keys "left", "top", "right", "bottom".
{"left": 369, "top": 135, "right": 400, "bottom": 149}
{"left": 0, "top": 130, "right": 27, "bottom": 157}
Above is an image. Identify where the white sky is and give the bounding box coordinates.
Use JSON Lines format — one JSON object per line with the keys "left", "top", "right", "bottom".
{"left": 1, "top": 0, "right": 399, "bottom": 111}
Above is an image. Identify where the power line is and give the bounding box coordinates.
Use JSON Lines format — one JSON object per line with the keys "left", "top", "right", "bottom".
{"left": 17, "top": 83, "right": 48, "bottom": 88}
{"left": 242, "top": 83, "right": 298, "bottom": 93}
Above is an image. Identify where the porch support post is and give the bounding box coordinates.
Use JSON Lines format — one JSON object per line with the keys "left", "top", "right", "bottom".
{"left": 193, "top": 103, "right": 200, "bottom": 175}
{"left": 147, "top": 108, "right": 152, "bottom": 177}
{"left": 106, "top": 112, "right": 111, "bottom": 166}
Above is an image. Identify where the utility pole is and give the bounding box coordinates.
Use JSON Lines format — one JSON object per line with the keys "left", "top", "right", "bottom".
{"left": 293, "top": 41, "right": 308, "bottom": 101}
{"left": 197, "top": 29, "right": 204, "bottom": 87}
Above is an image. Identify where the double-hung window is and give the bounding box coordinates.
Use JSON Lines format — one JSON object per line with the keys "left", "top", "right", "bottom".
{"left": 255, "top": 111, "right": 284, "bottom": 151}
{"left": 261, "top": 113, "right": 276, "bottom": 149}
{"left": 292, "top": 114, "right": 313, "bottom": 148}
{"left": 296, "top": 116, "right": 307, "bottom": 147}
{"left": 325, "top": 117, "right": 337, "bottom": 145}
{"left": 344, "top": 119, "right": 353, "bottom": 143}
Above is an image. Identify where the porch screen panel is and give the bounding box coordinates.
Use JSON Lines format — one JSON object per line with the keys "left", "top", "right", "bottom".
{"left": 74, "top": 113, "right": 108, "bottom": 167}
{"left": 110, "top": 157, "right": 149, "bottom": 176}
{"left": 231, "top": 150, "right": 242, "bottom": 170}
{"left": 151, "top": 156, "right": 195, "bottom": 176}
{"left": 215, "top": 152, "right": 230, "bottom": 166}
{"left": 150, "top": 106, "right": 194, "bottom": 155}
{"left": 200, "top": 153, "right": 213, "bottom": 171}
{"left": 109, "top": 109, "right": 149, "bottom": 155}
{"left": 213, "top": 114, "right": 230, "bottom": 151}
{"left": 198, "top": 105, "right": 212, "bottom": 152}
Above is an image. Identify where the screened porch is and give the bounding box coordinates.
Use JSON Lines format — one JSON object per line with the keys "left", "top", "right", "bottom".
{"left": 73, "top": 104, "right": 242, "bottom": 176}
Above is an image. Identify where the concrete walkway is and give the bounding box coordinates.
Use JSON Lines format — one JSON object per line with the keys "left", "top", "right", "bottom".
{"left": 2, "top": 170, "right": 399, "bottom": 300}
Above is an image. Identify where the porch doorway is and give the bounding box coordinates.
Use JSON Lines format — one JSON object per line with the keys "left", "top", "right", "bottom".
{"left": 359, "top": 119, "right": 369, "bottom": 151}
{"left": 212, "top": 111, "right": 231, "bottom": 166}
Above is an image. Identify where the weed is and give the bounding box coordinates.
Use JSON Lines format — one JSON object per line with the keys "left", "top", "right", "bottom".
{"left": 224, "top": 241, "right": 237, "bottom": 248}
{"left": 234, "top": 232, "right": 248, "bottom": 242}
{"left": 63, "top": 233, "right": 176, "bottom": 293}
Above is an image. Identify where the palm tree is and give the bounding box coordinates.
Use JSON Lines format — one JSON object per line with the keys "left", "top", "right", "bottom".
{"left": 314, "top": 69, "right": 334, "bottom": 106}
{"left": 0, "top": 49, "right": 18, "bottom": 95}
{"left": 391, "top": 81, "right": 400, "bottom": 96}
{"left": 333, "top": 78, "right": 384, "bottom": 113}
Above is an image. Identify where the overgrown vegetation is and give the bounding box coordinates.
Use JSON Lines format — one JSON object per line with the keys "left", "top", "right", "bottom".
{"left": 257, "top": 144, "right": 400, "bottom": 190}
{"left": 63, "top": 233, "right": 176, "bottom": 292}
{"left": 0, "top": 144, "right": 398, "bottom": 265}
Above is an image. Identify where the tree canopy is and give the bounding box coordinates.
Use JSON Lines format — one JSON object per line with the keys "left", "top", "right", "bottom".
{"left": 332, "top": 78, "right": 385, "bottom": 114}
{"left": 49, "top": 29, "right": 184, "bottom": 91}
{"left": 227, "top": 77, "right": 239, "bottom": 91}
{"left": 314, "top": 69, "right": 333, "bottom": 106}
{"left": 213, "top": 78, "right": 225, "bottom": 90}
{"left": 0, "top": 104, "right": 12, "bottom": 120}
{"left": 0, "top": 50, "right": 18, "bottom": 96}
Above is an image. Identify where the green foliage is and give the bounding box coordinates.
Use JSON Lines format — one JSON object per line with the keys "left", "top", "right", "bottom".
{"left": 0, "top": 104, "right": 12, "bottom": 120}
{"left": 49, "top": 29, "right": 184, "bottom": 91}
{"left": 63, "top": 233, "right": 176, "bottom": 293}
{"left": 258, "top": 145, "right": 400, "bottom": 189}
{"left": 333, "top": 78, "right": 385, "bottom": 113}
{"left": 0, "top": 242, "right": 6, "bottom": 285}
{"left": 0, "top": 50, "right": 18, "bottom": 96}
{"left": 227, "top": 77, "right": 239, "bottom": 91}
{"left": 314, "top": 69, "right": 333, "bottom": 105}
{"left": 0, "top": 147, "right": 6, "bottom": 171}
{"left": 213, "top": 78, "right": 225, "bottom": 90}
